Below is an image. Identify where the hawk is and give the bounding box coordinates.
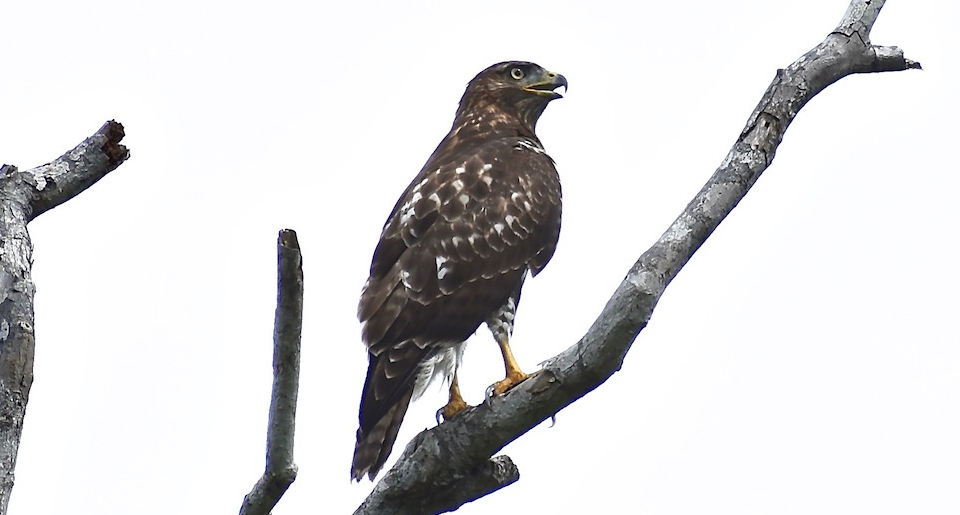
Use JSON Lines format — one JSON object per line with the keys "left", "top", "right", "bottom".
{"left": 352, "top": 61, "right": 566, "bottom": 481}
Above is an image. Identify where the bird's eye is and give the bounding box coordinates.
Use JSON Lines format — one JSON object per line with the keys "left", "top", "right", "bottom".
{"left": 510, "top": 68, "right": 524, "bottom": 80}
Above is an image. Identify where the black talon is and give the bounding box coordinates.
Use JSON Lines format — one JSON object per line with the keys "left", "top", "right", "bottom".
{"left": 484, "top": 384, "right": 497, "bottom": 401}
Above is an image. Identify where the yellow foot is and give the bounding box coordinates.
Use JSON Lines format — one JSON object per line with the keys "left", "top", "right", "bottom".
{"left": 491, "top": 369, "right": 530, "bottom": 396}
{"left": 439, "top": 396, "right": 470, "bottom": 422}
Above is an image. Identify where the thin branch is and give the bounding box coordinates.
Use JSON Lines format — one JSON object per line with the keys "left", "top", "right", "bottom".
{"left": 240, "top": 229, "right": 303, "bottom": 515}
{"left": 21, "top": 120, "right": 129, "bottom": 222}
{"left": 0, "top": 121, "right": 129, "bottom": 515}
{"left": 354, "top": 1, "right": 920, "bottom": 513}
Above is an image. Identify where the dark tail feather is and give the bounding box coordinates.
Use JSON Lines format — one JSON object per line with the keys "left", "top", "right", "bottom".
{"left": 351, "top": 385, "right": 415, "bottom": 481}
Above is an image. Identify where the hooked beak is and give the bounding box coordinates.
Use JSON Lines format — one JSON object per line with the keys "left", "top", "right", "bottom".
{"left": 523, "top": 70, "right": 568, "bottom": 100}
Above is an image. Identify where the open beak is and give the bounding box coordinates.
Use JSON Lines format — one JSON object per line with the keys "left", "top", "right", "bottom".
{"left": 523, "top": 70, "right": 568, "bottom": 100}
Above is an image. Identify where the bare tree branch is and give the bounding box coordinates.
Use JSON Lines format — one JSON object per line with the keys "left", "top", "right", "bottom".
{"left": 0, "top": 121, "right": 129, "bottom": 515}
{"left": 240, "top": 229, "right": 303, "bottom": 515}
{"left": 20, "top": 121, "right": 130, "bottom": 222}
{"left": 354, "top": 1, "right": 921, "bottom": 513}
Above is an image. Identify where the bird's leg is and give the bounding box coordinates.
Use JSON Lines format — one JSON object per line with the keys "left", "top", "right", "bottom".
{"left": 491, "top": 334, "right": 529, "bottom": 396}
{"left": 440, "top": 373, "right": 470, "bottom": 421}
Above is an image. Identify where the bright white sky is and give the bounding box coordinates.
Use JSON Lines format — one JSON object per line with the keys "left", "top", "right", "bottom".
{"left": 3, "top": 1, "right": 957, "bottom": 514}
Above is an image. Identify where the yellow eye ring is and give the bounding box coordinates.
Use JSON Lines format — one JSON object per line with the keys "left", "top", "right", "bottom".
{"left": 510, "top": 68, "right": 524, "bottom": 80}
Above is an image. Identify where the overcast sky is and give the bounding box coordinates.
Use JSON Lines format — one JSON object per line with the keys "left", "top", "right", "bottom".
{"left": 3, "top": 1, "right": 957, "bottom": 514}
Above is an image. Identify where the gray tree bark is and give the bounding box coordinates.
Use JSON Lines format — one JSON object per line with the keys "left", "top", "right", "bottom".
{"left": 0, "top": 121, "right": 129, "bottom": 514}
{"left": 240, "top": 229, "right": 303, "bottom": 515}
{"left": 353, "top": 1, "right": 921, "bottom": 513}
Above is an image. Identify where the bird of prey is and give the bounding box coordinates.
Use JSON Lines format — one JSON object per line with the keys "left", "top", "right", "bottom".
{"left": 352, "top": 61, "right": 566, "bottom": 481}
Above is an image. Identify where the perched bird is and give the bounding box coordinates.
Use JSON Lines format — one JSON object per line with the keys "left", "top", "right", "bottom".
{"left": 352, "top": 61, "right": 566, "bottom": 481}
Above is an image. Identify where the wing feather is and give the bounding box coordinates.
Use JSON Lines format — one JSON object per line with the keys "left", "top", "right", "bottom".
{"left": 359, "top": 137, "right": 560, "bottom": 348}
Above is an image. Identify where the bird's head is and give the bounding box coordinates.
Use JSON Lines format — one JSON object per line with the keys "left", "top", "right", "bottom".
{"left": 458, "top": 61, "right": 567, "bottom": 131}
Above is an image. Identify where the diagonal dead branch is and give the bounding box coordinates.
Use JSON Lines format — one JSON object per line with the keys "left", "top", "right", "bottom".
{"left": 21, "top": 120, "right": 129, "bottom": 222}
{"left": 240, "top": 229, "right": 303, "bottom": 515}
{"left": 353, "top": 1, "right": 920, "bottom": 513}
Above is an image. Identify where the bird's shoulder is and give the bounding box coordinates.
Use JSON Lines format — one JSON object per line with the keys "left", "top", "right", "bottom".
{"left": 390, "top": 136, "right": 555, "bottom": 233}
{"left": 367, "top": 135, "right": 560, "bottom": 281}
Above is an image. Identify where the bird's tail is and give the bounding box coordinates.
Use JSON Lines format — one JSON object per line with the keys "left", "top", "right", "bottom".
{"left": 351, "top": 385, "right": 415, "bottom": 481}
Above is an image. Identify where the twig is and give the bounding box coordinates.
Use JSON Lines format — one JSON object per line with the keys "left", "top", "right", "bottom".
{"left": 354, "top": 1, "right": 920, "bottom": 513}
{"left": 240, "top": 229, "right": 303, "bottom": 515}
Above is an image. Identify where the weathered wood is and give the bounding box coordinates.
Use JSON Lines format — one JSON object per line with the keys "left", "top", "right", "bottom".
{"left": 0, "top": 121, "right": 128, "bottom": 514}
{"left": 239, "top": 229, "right": 303, "bottom": 515}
